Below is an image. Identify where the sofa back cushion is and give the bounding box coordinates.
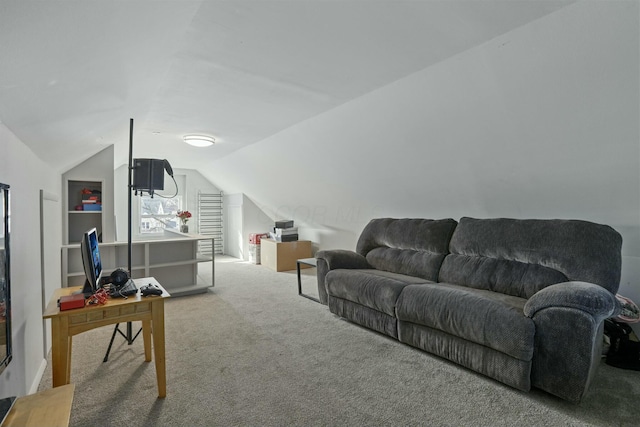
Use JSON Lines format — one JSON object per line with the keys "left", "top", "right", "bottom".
{"left": 356, "top": 218, "right": 458, "bottom": 282}
{"left": 439, "top": 217, "right": 622, "bottom": 299}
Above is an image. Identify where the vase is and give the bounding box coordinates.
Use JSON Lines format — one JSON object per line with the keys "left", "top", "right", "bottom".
{"left": 180, "top": 224, "right": 189, "bottom": 233}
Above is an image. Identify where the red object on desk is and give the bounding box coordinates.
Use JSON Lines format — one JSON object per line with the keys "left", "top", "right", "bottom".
{"left": 58, "top": 294, "right": 85, "bottom": 311}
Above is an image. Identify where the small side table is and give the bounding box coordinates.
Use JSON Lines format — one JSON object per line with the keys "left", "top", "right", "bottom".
{"left": 296, "top": 258, "right": 319, "bottom": 303}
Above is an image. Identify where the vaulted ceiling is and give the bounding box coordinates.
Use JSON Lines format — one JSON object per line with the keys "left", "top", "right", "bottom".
{"left": 0, "top": 0, "right": 574, "bottom": 174}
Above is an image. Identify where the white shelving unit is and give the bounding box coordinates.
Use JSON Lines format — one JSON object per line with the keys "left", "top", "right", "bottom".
{"left": 61, "top": 233, "right": 214, "bottom": 297}
{"left": 65, "top": 179, "right": 103, "bottom": 244}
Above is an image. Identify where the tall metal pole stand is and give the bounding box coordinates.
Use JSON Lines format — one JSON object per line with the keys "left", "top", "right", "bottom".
{"left": 103, "top": 118, "right": 142, "bottom": 362}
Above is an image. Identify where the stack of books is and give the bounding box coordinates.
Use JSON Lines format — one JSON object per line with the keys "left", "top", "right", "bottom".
{"left": 270, "top": 220, "right": 298, "bottom": 242}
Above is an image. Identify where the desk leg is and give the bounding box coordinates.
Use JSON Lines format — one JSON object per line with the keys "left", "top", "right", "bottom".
{"left": 66, "top": 335, "right": 73, "bottom": 384}
{"left": 151, "top": 300, "right": 166, "bottom": 398}
{"left": 142, "top": 319, "right": 152, "bottom": 362}
{"left": 51, "top": 316, "right": 71, "bottom": 387}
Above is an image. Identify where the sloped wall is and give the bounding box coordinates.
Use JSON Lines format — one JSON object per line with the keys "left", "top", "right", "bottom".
{"left": 205, "top": 2, "right": 639, "bottom": 295}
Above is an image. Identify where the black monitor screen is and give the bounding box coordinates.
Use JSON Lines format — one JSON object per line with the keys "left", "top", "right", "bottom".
{"left": 80, "top": 228, "right": 102, "bottom": 296}
{"left": 88, "top": 229, "right": 102, "bottom": 284}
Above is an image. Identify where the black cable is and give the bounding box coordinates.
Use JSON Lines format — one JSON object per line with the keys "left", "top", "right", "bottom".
{"left": 154, "top": 175, "right": 178, "bottom": 199}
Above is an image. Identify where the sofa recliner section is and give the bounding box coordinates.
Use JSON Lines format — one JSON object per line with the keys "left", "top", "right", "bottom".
{"left": 316, "top": 217, "right": 622, "bottom": 403}
{"left": 327, "top": 270, "right": 433, "bottom": 338}
{"left": 320, "top": 218, "right": 458, "bottom": 338}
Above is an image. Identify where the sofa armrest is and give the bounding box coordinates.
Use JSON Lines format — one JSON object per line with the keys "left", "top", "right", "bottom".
{"left": 315, "top": 250, "right": 371, "bottom": 305}
{"left": 316, "top": 249, "right": 371, "bottom": 270}
{"left": 523, "top": 281, "right": 617, "bottom": 403}
{"left": 524, "top": 281, "right": 617, "bottom": 320}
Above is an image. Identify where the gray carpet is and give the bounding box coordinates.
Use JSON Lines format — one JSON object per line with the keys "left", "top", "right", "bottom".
{"left": 39, "top": 256, "right": 639, "bottom": 426}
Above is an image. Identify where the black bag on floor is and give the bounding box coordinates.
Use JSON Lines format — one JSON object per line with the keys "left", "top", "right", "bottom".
{"left": 604, "top": 319, "right": 640, "bottom": 370}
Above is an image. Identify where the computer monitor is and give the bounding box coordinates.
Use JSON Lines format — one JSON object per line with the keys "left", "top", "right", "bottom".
{"left": 80, "top": 228, "right": 102, "bottom": 297}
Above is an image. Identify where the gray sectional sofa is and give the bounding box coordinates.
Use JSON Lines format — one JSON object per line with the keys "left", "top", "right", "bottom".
{"left": 315, "top": 217, "right": 622, "bottom": 403}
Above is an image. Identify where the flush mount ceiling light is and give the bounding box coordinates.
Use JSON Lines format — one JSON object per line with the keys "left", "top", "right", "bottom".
{"left": 183, "top": 135, "right": 215, "bottom": 147}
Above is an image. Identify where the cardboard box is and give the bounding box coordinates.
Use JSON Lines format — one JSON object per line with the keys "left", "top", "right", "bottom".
{"left": 260, "top": 238, "right": 312, "bottom": 272}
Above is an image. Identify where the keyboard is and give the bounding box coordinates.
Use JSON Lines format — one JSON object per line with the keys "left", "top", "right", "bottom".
{"left": 110, "top": 279, "right": 138, "bottom": 298}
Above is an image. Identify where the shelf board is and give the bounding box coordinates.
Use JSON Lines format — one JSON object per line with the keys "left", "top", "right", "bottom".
{"left": 68, "top": 265, "right": 146, "bottom": 278}
{"left": 164, "top": 283, "right": 211, "bottom": 297}
{"left": 67, "top": 272, "right": 85, "bottom": 278}
{"left": 149, "top": 260, "right": 200, "bottom": 269}
{"left": 105, "top": 266, "right": 146, "bottom": 273}
{"left": 68, "top": 211, "right": 102, "bottom": 214}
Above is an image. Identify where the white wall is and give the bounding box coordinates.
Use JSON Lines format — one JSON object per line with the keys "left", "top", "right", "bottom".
{"left": 0, "top": 123, "right": 61, "bottom": 396}
{"left": 222, "top": 193, "right": 275, "bottom": 260}
{"left": 204, "top": 2, "right": 639, "bottom": 296}
{"left": 114, "top": 166, "right": 220, "bottom": 241}
{"left": 223, "top": 193, "right": 243, "bottom": 258}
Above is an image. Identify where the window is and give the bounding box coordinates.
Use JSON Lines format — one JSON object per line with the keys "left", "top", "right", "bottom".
{"left": 139, "top": 195, "right": 181, "bottom": 234}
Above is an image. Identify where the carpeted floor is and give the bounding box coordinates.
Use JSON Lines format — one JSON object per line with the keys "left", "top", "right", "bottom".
{"left": 38, "top": 256, "right": 639, "bottom": 426}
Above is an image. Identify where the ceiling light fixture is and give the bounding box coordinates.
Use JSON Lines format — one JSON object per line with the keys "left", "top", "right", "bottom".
{"left": 183, "top": 135, "right": 215, "bottom": 147}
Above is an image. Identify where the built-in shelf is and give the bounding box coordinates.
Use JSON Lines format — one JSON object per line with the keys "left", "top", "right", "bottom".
{"left": 65, "top": 179, "right": 103, "bottom": 244}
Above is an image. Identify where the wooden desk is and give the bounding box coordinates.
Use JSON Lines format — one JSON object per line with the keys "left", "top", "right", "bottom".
{"left": 42, "top": 278, "right": 170, "bottom": 398}
{"left": 2, "top": 384, "right": 74, "bottom": 427}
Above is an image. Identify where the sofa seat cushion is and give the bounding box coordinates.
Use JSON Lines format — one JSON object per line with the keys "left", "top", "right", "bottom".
{"left": 396, "top": 283, "right": 534, "bottom": 361}
{"left": 326, "top": 269, "right": 432, "bottom": 317}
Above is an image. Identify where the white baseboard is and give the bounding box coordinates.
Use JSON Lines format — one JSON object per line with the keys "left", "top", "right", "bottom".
{"left": 29, "top": 359, "right": 47, "bottom": 395}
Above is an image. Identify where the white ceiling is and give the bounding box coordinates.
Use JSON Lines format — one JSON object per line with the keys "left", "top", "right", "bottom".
{"left": 0, "top": 0, "right": 575, "bottom": 173}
